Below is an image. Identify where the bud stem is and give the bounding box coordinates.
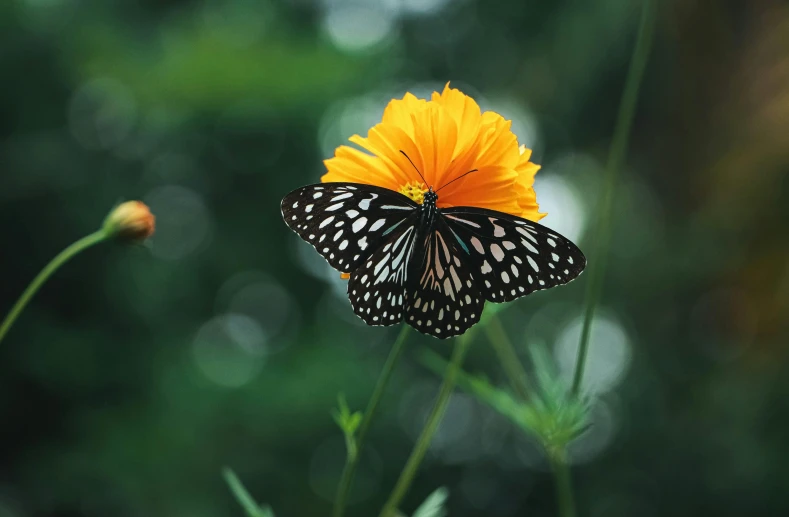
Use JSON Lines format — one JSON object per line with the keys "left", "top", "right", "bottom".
{"left": 0, "top": 230, "right": 108, "bottom": 346}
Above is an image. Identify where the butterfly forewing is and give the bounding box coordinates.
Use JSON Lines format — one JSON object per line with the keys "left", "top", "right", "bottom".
{"left": 405, "top": 218, "right": 484, "bottom": 338}
{"left": 441, "top": 207, "right": 586, "bottom": 303}
{"left": 281, "top": 183, "right": 419, "bottom": 273}
{"left": 347, "top": 218, "right": 419, "bottom": 326}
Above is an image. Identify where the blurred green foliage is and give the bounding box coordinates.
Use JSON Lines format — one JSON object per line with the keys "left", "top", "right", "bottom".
{"left": 2, "top": 1, "right": 789, "bottom": 516}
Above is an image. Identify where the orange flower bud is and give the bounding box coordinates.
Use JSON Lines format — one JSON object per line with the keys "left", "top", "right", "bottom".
{"left": 103, "top": 201, "right": 155, "bottom": 242}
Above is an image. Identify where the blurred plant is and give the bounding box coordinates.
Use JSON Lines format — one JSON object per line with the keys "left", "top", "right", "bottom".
{"left": 422, "top": 310, "right": 589, "bottom": 516}
{"left": 222, "top": 468, "right": 276, "bottom": 517}
{"left": 225, "top": 467, "right": 448, "bottom": 517}
{"left": 480, "top": 307, "right": 532, "bottom": 400}
{"left": 0, "top": 201, "right": 155, "bottom": 346}
{"left": 333, "top": 326, "right": 410, "bottom": 517}
{"left": 410, "top": 487, "right": 449, "bottom": 517}
{"left": 418, "top": 343, "right": 589, "bottom": 458}
{"left": 332, "top": 393, "right": 364, "bottom": 463}
{"left": 378, "top": 330, "right": 475, "bottom": 517}
{"left": 572, "top": 0, "right": 656, "bottom": 395}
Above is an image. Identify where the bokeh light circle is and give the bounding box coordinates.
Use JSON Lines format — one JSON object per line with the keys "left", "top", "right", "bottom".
{"left": 534, "top": 155, "right": 591, "bottom": 244}
{"left": 215, "top": 270, "right": 301, "bottom": 353}
{"left": 322, "top": 4, "right": 396, "bottom": 53}
{"left": 566, "top": 398, "right": 619, "bottom": 464}
{"left": 192, "top": 314, "right": 267, "bottom": 388}
{"left": 554, "top": 313, "right": 633, "bottom": 395}
{"left": 318, "top": 94, "right": 388, "bottom": 159}
{"left": 144, "top": 185, "right": 214, "bottom": 261}
{"left": 68, "top": 78, "right": 137, "bottom": 150}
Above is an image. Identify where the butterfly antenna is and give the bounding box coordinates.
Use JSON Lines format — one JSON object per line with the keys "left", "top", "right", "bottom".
{"left": 436, "top": 168, "right": 478, "bottom": 193}
{"left": 399, "top": 150, "right": 430, "bottom": 187}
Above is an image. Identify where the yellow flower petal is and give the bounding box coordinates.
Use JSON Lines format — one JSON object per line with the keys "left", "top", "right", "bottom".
{"left": 381, "top": 92, "right": 429, "bottom": 138}
{"left": 410, "top": 103, "right": 458, "bottom": 188}
{"left": 322, "top": 83, "right": 543, "bottom": 221}
{"left": 432, "top": 83, "right": 483, "bottom": 159}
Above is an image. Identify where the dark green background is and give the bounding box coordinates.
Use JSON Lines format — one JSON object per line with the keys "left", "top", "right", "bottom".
{"left": 2, "top": 0, "right": 788, "bottom": 515}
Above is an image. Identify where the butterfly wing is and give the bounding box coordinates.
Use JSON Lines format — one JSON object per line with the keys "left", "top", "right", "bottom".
{"left": 404, "top": 217, "right": 485, "bottom": 339}
{"left": 281, "top": 183, "right": 419, "bottom": 273}
{"left": 347, "top": 217, "right": 420, "bottom": 327}
{"left": 440, "top": 207, "right": 586, "bottom": 303}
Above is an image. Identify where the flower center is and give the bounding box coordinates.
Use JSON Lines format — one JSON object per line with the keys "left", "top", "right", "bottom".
{"left": 399, "top": 181, "right": 428, "bottom": 204}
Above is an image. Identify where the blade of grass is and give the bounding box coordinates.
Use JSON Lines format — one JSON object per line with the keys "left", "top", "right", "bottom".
{"left": 572, "top": 0, "right": 657, "bottom": 396}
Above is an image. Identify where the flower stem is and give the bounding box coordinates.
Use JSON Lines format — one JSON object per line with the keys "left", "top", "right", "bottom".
{"left": 549, "top": 449, "right": 576, "bottom": 517}
{"left": 0, "top": 230, "right": 108, "bottom": 346}
{"left": 378, "top": 331, "right": 473, "bottom": 517}
{"left": 484, "top": 314, "right": 531, "bottom": 401}
{"left": 333, "top": 325, "right": 410, "bottom": 517}
{"left": 572, "top": 0, "right": 656, "bottom": 395}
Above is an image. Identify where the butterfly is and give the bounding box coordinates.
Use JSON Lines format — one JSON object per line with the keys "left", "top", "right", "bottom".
{"left": 281, "top": 163, "right": 586, "bottom": 339}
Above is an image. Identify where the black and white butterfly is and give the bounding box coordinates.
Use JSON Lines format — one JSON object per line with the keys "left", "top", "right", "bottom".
{"left": 281, "top": 177, "right": 586, "bottom": 339}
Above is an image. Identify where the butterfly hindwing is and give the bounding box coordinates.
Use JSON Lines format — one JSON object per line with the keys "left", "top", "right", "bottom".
{"left": 405, "top": 218, "right": 484, "bottom": 338}
{"left": 440, "top": 207, "right": 586, "bottom": 303}
{"left": 347, "top": 217, "right": 419, "bottom": 326}
{"left": 281, "top": 183, "right": 419, "bottom": 273}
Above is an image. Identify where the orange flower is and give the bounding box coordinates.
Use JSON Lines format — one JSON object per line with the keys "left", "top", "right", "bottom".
{"left": 322, "top": 83, "right": 545, "bottom": 222}
{"left": 102, "top": 201, "right": 156, "bottom": 242}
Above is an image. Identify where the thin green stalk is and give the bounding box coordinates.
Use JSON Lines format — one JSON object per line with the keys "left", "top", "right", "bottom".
{"left": 572, "top": 0, "right": 656, "bottom": 395}
{"left": 484, "top": 314, "right": 532, "bottom": 401}
{"left": 378, "top": 331, "right": 474, "bottom": 517}
{"left": 0, "top": 230, "right": 107, "bottom": 346}
{"left": 549, "top": 449, "right": 576, "bottom": 517}
{"left": 333, "top": 325, "right": 410, "bottom": 517}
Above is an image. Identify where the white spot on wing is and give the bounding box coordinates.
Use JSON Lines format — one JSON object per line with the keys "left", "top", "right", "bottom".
{"left": 369, "top": 219, "right": 387, "bottom": 232}
{"left": 470, "top": 237, "right": 485, "bottom": 254}
{"left": 352, "top": 217, "right": 368, "bottom": 233}
{"left": 490, "top": 244, "right": 505, "bottom": 262}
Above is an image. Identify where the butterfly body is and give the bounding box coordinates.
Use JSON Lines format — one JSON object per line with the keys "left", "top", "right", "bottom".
{"left": 282, "top": 182, "right": 586, "bottom": 339}
{"left": 410, "top": 188, "right": 439, "bottom": 281}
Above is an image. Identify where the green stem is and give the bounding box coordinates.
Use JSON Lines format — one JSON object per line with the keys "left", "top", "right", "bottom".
{"left": 550, "top": 450, "right": 576, "bottom": 517}
{"left": 572, "top": 0, "right": 656, "bottom": 395}
{"left": 378, "top": 332, "right": 474, "bottom": 517}
{"left": 333, "top": 325, "right": 410, "bottom": 517}
{"left": 484, "top": 314, "right": 532, "bottom": 401}
{"left": 0, "top": 230, "right": 107, "bottom": 346}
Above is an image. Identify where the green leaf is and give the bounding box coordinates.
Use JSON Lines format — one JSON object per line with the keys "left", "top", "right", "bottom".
{"left": 222, "top": 467, "right": 276, "bottom": 517}
{"left": 347, "top": 411, "right": 363, "bottom": 432}
{"left": 412, "top": 487, "right": 449, "bottom": 517}
{"left": 332, "top": 393, "right": 363, "bottom": 435}
{"left": 331, "top": 393, "right": 350, "bottom": 427}
{"left": 331, "top": 393, "right": 364, "bottom": 459}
